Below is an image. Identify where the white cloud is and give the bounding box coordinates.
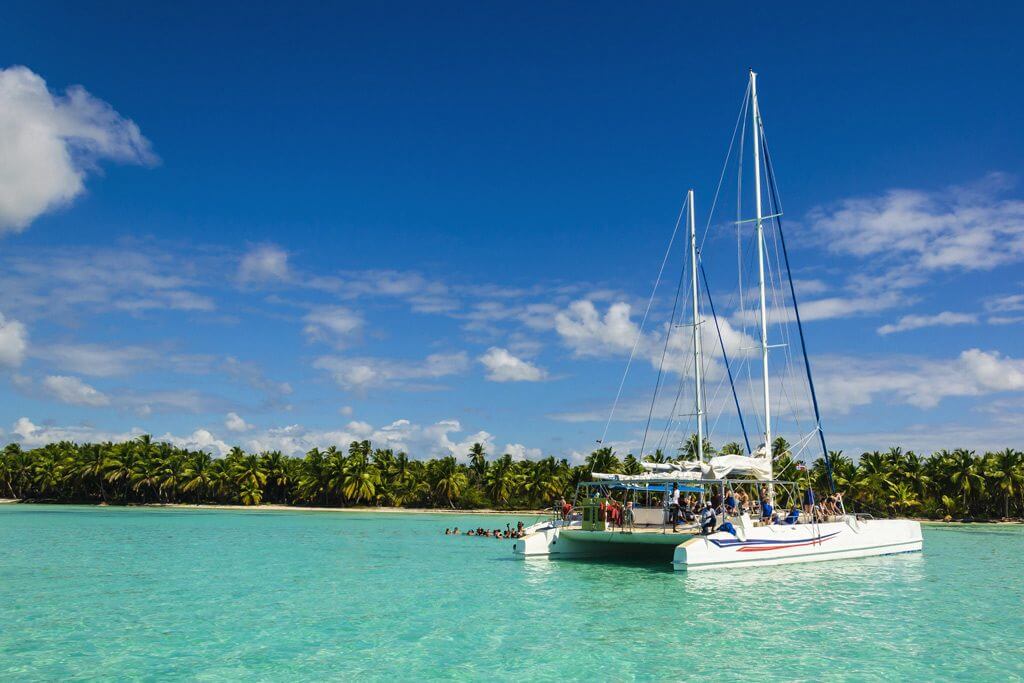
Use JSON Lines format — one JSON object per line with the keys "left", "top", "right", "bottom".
{"left": 479, "top": 347, "right": 547, "bottom": 382}
{"left": 224, "top": 412, "right": 252, "bottom": 432}
{"left": 877, "top": 311, "right": 978, "bottom": 335}
{"left": 11, "top": 417, "right": 144, "bottom": 447}
{"left": 0, "top": 66, "right": 156, "bottom": 233}
{"left": 338, "top": 405, "right": 353, "bottom": 416}
{"left": 161, "top": 428, "right": 232, "bottom": 457}
{"left": 817, "top": 348, "right": 1024, "bottom": 413}
{"left": 0, "top": 312, "right": 28, "bottom": 366}
{"left": 313, "top": 352, "right": 469, "bottom": 392}
{"left": 303, "top": 306, "right": 364, "bottom": 347}
{"left": 554, "top": 298, "right": 756, "bottom": 378}
{"left": 37, "top": 343, "right": 154, "bottom": 376}
{"left": 503, "top": 442, "right": 543, "bottom": 460}
{"left": 986, "top": 294, "right": 1024, "bottom": 324}
{"left": 555, "top": 300, "right": 641, "bottom": 358}
{"left": 807, "top": 173, "right": 1024, "bottom": 271}
{"left": 42, "top": 375, "right": 110, "bottom": 406}
{"left": 0, "top": 246, "right": 214, "bottom": 320}
{"left": 238, "top": 244, "right": 289, "bottom": 285}
{"left": 244, "top": 417, "right": 494, "bottom": 460}
{"left": 985, "top": 293, "right": 1024, "bottom": 313}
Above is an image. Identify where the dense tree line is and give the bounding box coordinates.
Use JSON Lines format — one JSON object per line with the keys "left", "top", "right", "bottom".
{"left": 1, "top": 435, "right": 1022, "bottom": 520}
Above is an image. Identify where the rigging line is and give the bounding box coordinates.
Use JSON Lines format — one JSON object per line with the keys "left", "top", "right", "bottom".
{"left": 599, "top": 193, "right": 689, "bottom": 446}
{"left": 638, "top": 240, "right": 690, "bottom": 460}
{"left": 655, "top": 332, "right": 695, "bottom": 454}
{"left": 700, "top": 84, "right": 751, "bottom": 254}
{"left": 701, "top": 263, "right": 752, "bottom": 454}
{"left": 761, "top": 157, "right": 807, "bottom": 442}
{"left": 760, "top": 121, "right": 834, "bottom": 493}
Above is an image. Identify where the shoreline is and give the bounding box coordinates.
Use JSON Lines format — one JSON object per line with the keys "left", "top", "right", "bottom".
{"left": 2, "top": 499, "right": 1021, "bottom": 523}
{"left": 0, "top": 499, "right": 547, "bottom": 516}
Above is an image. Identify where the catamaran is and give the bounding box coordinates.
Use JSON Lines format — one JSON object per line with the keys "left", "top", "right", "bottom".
{"left": 513, "top": 71, "right": 922, "bottom": 571}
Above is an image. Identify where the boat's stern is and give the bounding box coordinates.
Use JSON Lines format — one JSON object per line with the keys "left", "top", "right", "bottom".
{"left": 511, "top": 522, "right": 562, "bottom": 558}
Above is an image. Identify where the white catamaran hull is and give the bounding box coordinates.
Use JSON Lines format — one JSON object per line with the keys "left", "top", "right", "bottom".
{"left": 673, "top": 518, "right": 922, "bottom": 571}
{"left": 512, "top": 517, "right": 923, "bottom": 570}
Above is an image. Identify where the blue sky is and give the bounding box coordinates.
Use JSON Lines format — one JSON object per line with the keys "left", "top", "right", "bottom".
{"left": 0, "top": 2, "right": 1022, "bottom": 461}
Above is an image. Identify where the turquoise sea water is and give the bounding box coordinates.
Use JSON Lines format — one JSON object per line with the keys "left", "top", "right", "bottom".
{"left": 1, "top": 505, "right": 1022, "bottom": 681}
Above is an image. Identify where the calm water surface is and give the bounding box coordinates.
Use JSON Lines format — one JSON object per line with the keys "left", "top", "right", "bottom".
{"left": 1, "top": 505, "right": 1022, "bottom": 681}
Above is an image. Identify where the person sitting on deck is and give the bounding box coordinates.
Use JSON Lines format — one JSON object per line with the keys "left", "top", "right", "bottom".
{"left": 784, "top": 507, "right": 800, "bottom": 525}
{"left": 700, "top": 502, "right": 717, "bottom": 535}
{"left": 760, "top": 498, "right": 774, "bottom": 524}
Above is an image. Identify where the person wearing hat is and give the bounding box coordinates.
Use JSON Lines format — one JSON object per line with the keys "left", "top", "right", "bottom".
{"left": 699, "top": 501, "right": 717, "bottom": 535}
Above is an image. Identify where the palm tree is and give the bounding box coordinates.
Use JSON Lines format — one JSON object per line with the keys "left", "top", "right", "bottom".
{"left": 719, "top": 441, "right": 744, "bottom": 456}
{"left": 339, "top": 452, "right": 380, "bottom": 504}
{"left": 182, "top": 451, "right": 214, "bottom": 501}
{"left": 985, "top": 448, "right": 1023, "bottom": 518}
{"left": 485, "top": 454, "right": 519, "bottom": 507}
{"left": 946, "top": 449, "right": 984, "bottom": 514}
{"left": 232, "top": 454, "right": 267, "bottom": 505}
{"left": 522, "top": 456, "right": 562, "bottom": 507}
{"left": 681, "top": 434, "right": 716, "bottom": 461}
{"left": 643, "top": 449, "right": 668, "bottom": 464}
{"left": 261, "top": 451, "right": 290, "bottom": 503}
{"left": 76, "top": 443, "right": 110, "bottom": 502}
{"left": 130, "top": 455, "right": 162, "bottom": 503}
{"left": 887, "top": 481, "right": 920, "bottom": 516}
{"left": 622, "top": 454, "right": 644, "bottom": 475}
{"left": 468, "top": 443, "right": 488, "bottom": 483}
{"left": 429, "top": 456, "right": 468, "bottom": 508}
{"left": 585, "top": 447, "right": 621, "bottom": 474}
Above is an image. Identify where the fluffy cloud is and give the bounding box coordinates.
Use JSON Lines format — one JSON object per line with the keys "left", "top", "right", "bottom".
{"left": 555, "top": 298, "right": 756, "bottom": 377}
{"left": 238, "top": 244, "right": 289, "bottom": 285}
{"left": 479, "top": 347, "right": 547, "bottom": 382}
{"left": 12, "top": 417, "right": 143, "bottom": 447}
{"left": 161, "top": 428, "right": 232, "bottom": 456}
{"left": 555, "top": 300, "right": 640, "bottom": 358}
{"left": 877, "top": 311, "right": 978, "bottom": 335}
{"left": 503, "top": 442, "right": 543, "bottom": 460}
{"left": 0, "top": 312, "right": 28, "bottom": 366}
{"left": 0, "top": 66, "right": 156, "bottom": 233}
{"left": 817, "top": 348, "right": 1024, "bottom": 413}
{"left": 245, "top": 418, "right": 494, "bottom": 460}
{"left": 303, "top": 306, "right": 364, "bottom": 347}
{"left": 314, "top": 352, "right": 469, "bottom": 392}
{"left": 807, "top": 173, "right": 1024, "bottom": 271}
{"left": 224, "top": 412, "right": 252, "bottom": 432}
{"left": 42, "top": 375, "right": 110, "bottom": 406}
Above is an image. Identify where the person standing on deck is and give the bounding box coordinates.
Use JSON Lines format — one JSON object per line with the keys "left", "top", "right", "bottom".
{"left": 670, "top": 483, "right": 681, "bottom": 532}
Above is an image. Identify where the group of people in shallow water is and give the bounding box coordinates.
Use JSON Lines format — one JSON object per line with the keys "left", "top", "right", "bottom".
{"left": 444, "top": 521, "right": 527, "bottom": 539}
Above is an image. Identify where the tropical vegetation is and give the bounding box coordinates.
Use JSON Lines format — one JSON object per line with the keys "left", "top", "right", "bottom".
{"left": 1, "top": 436, "right": 1022, "bottom": 520}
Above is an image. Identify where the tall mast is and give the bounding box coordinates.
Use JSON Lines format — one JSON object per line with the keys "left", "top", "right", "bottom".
{"left": 750, "top": 69, "right": 772, "bottom": 455}
{"left": 688, "top": 189, "right": 704, "bottom": 462}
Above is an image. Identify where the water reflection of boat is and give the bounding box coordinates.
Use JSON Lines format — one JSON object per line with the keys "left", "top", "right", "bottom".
{"left": 514, "top": 71, "right": 922, "bottom": 570}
